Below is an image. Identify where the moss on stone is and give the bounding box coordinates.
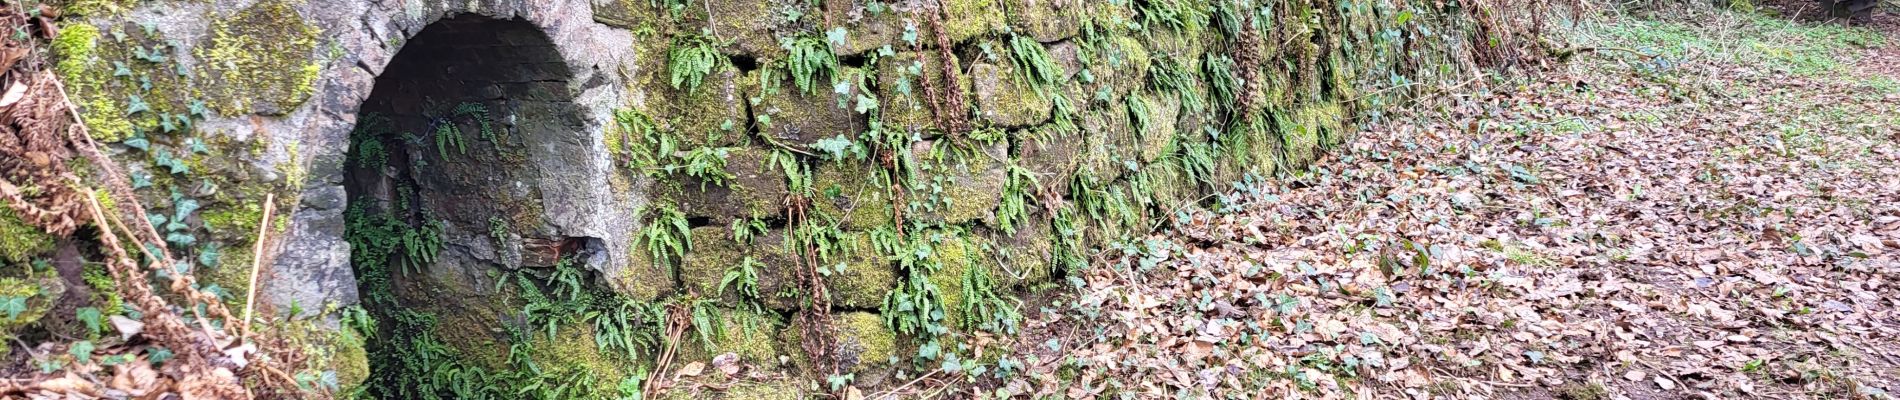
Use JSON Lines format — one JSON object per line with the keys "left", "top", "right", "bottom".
{"left": 658, "top": 147, "right": 790, "bottom": 223}
{"left": 660, "top": 63, "right": 748, "bottom": 148}
{"left": 197, "top": 0, "right": 322, "bottom": 116}
{"left": 0, "top": 208, "right": 54, "bottom": 263}
{"left": 610, "top": 236, "right": 676, "bottom": 301}
{"left": 1004, "top": 0, "right": 1084, "bottom": 42}
{"left": 331, "top": 332, "right": 370, "bottom": 393}
{"left": 823, "top": 233, "right": 895, "bottom": 309}
{"left": 57, "top": 0, "right": 141, "bottom": 17}
{"left": 679, "top": 228, "right": 798, "bottom": 310}
{"left": 678, "top": 307, "right": 786, "bottom": 366}
{"left": 524, "top": 323, "right": 641, "bottom": 397}
{"left": 0, "top": 276, "right": 61, "bottom": 346}
{"left": 49, "top": 23, "right": 130, "bottom": 142}
{"left": 1284, "top": 103, "right": 1343, "bottom": 167}
{"left": 873, "top": 51, "right": 959, "bottom": 135}
{"left": 944, "top": 0, "right": 1005, "bottom": 42}
{"left": 968, "top": 60, "right": 1052, "bottom": 128}
{"left": 911, "top": 140, "right": 1007, "bottom": 225}
{"left": 924, "top": 229, "right": 992, "bottom": 326}
{"left": 747, "top": 67, "right": 870, "bottom": 148}
{"left": 811, "top": 160, "right": 893, "bottom": 230}
{"left": 786, "top": 311, "right": 894, "bottom": 379}
{"left": 719, "top": 379, "right": 807, "bottom": 400}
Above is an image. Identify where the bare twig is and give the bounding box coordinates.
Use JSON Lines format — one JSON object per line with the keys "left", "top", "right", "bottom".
{"left": 240, "top": 193, "right": 276, "bottom": 337}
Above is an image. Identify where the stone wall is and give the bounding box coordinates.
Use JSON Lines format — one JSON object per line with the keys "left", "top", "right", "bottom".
{"left": 33, "top": 0, "right": 1496, "bottom": 395}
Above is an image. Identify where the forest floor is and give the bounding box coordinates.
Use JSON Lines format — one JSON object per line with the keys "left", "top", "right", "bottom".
{"left": 983, "top": 6, "right": 1900, "bottom": 400}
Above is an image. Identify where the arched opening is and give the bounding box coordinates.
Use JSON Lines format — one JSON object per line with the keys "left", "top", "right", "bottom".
{"left": 341, "top": 15, "right": 605, "bottom": 396}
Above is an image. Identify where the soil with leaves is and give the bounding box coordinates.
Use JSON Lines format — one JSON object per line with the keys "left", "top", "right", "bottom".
{"left": 988, "top": 8, "right": 1899, "bottom": 400}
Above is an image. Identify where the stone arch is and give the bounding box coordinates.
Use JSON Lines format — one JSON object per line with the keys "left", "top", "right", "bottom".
{"left": 262, "top": 1, "right": 642, "bottom": 317}
{"left": 345, "top": 14, "right": 593, "bottom": 299}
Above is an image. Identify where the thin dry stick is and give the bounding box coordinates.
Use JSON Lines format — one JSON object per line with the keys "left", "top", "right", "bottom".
{"left": 240, "top": 193, "right": 276, "bottom": 337}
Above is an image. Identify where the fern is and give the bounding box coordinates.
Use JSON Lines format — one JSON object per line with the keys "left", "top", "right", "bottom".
{"left": 1127, "top": 94, "right": 1155, "bottom": 135}
{"left": 1135, "top": 0, "right": 1205, "bottom": 33}
{"left": 668, "top": 35, "right": 721, "bottom": 91}
{"left": 452, "top": 102, "right": 496, "bottom": 143}
{"left": 995, "top": 164, "right": 1038, "bottom": 234}
{"left": 1205, "top": 54, "right": 1242, "bottom": 115}
{"left": 676, "top": 147, "right": 734, "bottom": 187}
{"left": 958, "top": 264, "right": 1020, "bottom": 334}
{"left": 1149, "top": 58, "right": 1206, "bottom": 113}
{"left": 1008, "top": 35, "right": 1065, "bottom": 95}
{"left": 640, "top": 204, "right": 692, "bottom": 271}
{"left": 781, "top": 35, "right": 838, "bottom": 95}
{"left": 719, "top": 256, "right": 763, "bottom": 302}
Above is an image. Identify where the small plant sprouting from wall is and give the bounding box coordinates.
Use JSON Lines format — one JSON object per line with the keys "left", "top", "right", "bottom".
{"left": 995, "top": 164, "right": 1038, "bottom": 235}
{"left": 958, "top": 262, "right": 1020, "bottom": 335}
{"left": 640, "top": 204, "right": 693, "bottom": 272}
{"left": 429, "top": 102, "right": 495, "bottom": 159}
{"left": 668, "top": 35, "right": 722, "bottom": 91}
{"left": 1008, "top": 35, "right": 1065, "bottom": 96}
{"left": 776, "top": 35, "right": 839, "bottom": 95}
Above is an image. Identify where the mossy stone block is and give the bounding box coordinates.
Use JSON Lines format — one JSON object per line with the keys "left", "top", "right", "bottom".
{"left": 811, "top": 159, "right": 894, "bottom": 231}
{"left": 198, "top": 0, "right": 322, "bottom": 116}
{"left": 874, "top": 51, "right": 960, "bottom": 135}
{"left": 1129, "top": 92, "right": 1182, "bottom": 164}
{"left": 660, "top": 64, "right": 750, "bottom": 148}
{"left": 609, "top": 235, "right": 677, "bottom": 301}
{"left": 1003, "top": 0, "right": 1084, "bottom": 42}
{"left": 0, "top": 209, "right": 53, "bottom": 263}
{"left": 677, "top": 308, "right": 788, "bottom": 366}
{"left": 685, "top": 0, "right": 814, "bottom": 60}
{"left": 825, "top": 2, "right": 907, "bottom": 57}
{"left": 1016, "top": 123, "right": 1083, "bottom": 190}
{"left": 660, "top": 147, "right": 790, "bottom": 223}
{"left": 968, "top": 55, "right": 1052, "bottom": 128}
{"left": 943, "top": 0, "right": 1005, "bottom": 42}
{"left": 1079, "top": 100, "right": 1135, "bottom": 181}
{"left": 748, "top": 67, "right": 870, "bottom": 149}
{"left": 679, "top": 227, "right": 799, "bottom": 311}
{"left": 823, "top": 233, "right": 895, "bottom": 309}
{"left": 786, "top": 311, "right": 895, "bottom": 384}
{"left": 909, "top": 139, "right": 1007, "bottom": 226}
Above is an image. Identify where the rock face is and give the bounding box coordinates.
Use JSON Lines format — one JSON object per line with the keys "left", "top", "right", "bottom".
{"left": 40, "top": 0, "right": 1487, "bottom": 394}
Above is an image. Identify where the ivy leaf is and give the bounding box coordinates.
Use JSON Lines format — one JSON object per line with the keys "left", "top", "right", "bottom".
{"left": 854, "top": 94, "right": 878, "bottom": 114}
{"left": 123, "top": 135, "right": 150, "bottom": 151}
{"left": 188, "top": 100, "right": 208, "bottom": 117}
{"left": 813, "top": 134, "right": 854, "bottom": 160}
{"left": 0, "top": 296, "right": 27, "bottom": 319}
{"left": 125, "top": 94, "right": 151, "bottom": 115}
{"left": 185, "top": 137, "right": 209, "bottom": 154}
{"left": 113, "top": 61, "right": 131, "bottom": 77}
{"left": 198, "top": 243, "right": 222, "bottom": 267}
{"left": 69, "top": 341, "right": 95, "bottom": 364}
{"left": 147, "top": 347, "right": 173, "bottom": 364}
{"left": 902, "top": 21, "right": 919, "bottom": 46}
{"left": 825, "top": 27, "right": 849, "bottom": 48}
{"left": 130, "top": 170, "right": 153, "bottom": 189}
{"left": 165, "top": 232, "right": 196, "bottom": 246}
{"left": 76, "top": 307, "right": 102, "bottom": 337}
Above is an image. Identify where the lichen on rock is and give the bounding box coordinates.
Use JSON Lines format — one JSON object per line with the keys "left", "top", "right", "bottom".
{"left": 197, "top": 0, "right": 322, "bottom": 116}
